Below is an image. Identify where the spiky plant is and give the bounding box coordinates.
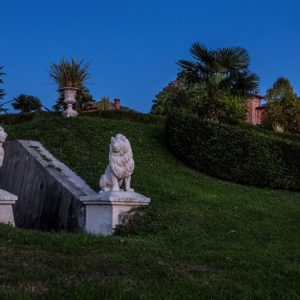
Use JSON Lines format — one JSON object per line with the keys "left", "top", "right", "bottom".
{"left": 50, "top": 58, "right": 90, "bottom": 89}
{"left": 272, "top": 122, "right": 285, "bottom": 133}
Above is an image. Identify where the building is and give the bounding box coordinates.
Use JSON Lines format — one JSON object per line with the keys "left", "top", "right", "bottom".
{"left": 83, "top": 98, "right": 121, "bottom": 112}
{"left": 246, "top": 95, "right": 267, "bottom": 125}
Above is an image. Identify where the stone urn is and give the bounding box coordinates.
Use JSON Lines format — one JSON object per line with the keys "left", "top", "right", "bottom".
{"left": 61, "top": 87, "right": 78, "bottom": 117}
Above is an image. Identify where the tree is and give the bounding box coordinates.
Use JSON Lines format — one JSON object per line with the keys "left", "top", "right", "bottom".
{"left": 178, "top": 42, "right": 259, "bottom": 120}
{"left": 151, "top": 79, "right": 247, "bottom": 124}
{"left": 0, "top": 66, "right": 5, "bottom": 100}
{"left": 262, "top": 78, "right": 300, "bottom": 133}
{"left": 151, "top": 80, "right": 186, "bottom": 115}
{"left": 265, "top": 77, "right": 297, "bottom": 103}
{"left": 11, "top": 94, "right": 42, "bottom": 112}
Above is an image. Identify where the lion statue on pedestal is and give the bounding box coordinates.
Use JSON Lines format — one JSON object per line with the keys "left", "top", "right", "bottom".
{"left": 99, "top": 134, "right": 135, "bottom": 192}
{"left": 0, "top": 127, "right": 7, "bottom": 168}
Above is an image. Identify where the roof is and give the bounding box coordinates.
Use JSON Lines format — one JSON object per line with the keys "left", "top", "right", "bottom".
{"left": 256, "top": 104, "right": 267, "bottom": 110}
{"left": 251, "top": 94, "right": 265, "bottom": 99}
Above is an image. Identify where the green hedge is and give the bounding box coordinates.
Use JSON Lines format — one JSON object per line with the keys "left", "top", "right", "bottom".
{"left": 0, "top": 111, "right": 57, "bottom": 125}
{"left": 0, "top": 110, "right": 166, "bottom": 126}
{"left": 80, "top": 110, "right": 165, "bottom": 125}
{"left": 166, "top": 113, "right": 300, "bottom": 190}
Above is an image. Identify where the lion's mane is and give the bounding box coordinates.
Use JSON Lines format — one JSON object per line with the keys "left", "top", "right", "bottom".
{"left": 109, "top": 134, "right": 134, "bottom": 179}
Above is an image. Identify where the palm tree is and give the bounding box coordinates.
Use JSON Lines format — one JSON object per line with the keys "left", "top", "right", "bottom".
{"left": 178, "top": 43, "right": 259, "bottom": 120}
{"left": 11, "top": 94, "right": 42, "bottom": 112}
{"left": 0, "top": 66, "right": 5, "bottom": 100}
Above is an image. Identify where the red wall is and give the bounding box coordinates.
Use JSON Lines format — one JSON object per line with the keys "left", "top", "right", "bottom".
{"left": 246, "top": 96, "right": 264, "bottom": 125}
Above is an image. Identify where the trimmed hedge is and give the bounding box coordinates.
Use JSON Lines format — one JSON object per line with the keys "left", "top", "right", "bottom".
{"left": 0, "top": 110, "right": 166, "bottom": 126}
{"left": 166, "top": 113, "right": 300, "bottom": 190}
{"left": 80, "top": 110, "right": 166, "bottom": 125}
{"left": 0, "top": 111, "right": 57, "bottom": 125}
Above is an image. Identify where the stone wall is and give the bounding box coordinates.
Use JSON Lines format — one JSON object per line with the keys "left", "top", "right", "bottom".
{"left": 0, "top": 140, "right": 98, "bottom": 231}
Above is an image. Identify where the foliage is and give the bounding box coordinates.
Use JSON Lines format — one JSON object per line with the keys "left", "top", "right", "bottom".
{"left": 272, "top": 122, "right": 285, "bottom": 133}
{"left": 262, "top": 78, "right": 300, "bottom": 133}
{"left": 1, "top": 116, "right": 300, "bottom": 298}
{"left": 0, "top": 110, "right": 165, "bottom": 126}
{"left": 166, "top": 112, "right": 300, "bottom": 190}
{"left": 0, "top": 111, "right": 56, "bottom": 125}
{"left": 0, "top": 66, "right": 5, "bottom": 100}
{"left": 75, "top": 87, "right": 94, "bottom": 110}
{"left": 265, "top": 77, "right": 297, "bottom": 103}
{"left": 11, "top": 94, "right": 42, "bottom": 112}
{"left": 151, "top": 80, "right": 246, "bottom": 124}
{"left": 81, "top": 109, "right": 165, "bottom": 125}
{"left": 213, "top": 92, "right": 247, "bottom": 125}
{"left": 49, "top": 58, "right": 90, "bottom": 89}
{"left": 151, "top": 80, "right": 185, "bottom": 115}
{"left": 100, "top": 96, "right": 110, "bottom": 102}
{"left": 178, "top": 42, "right": 259, "bottom": 119}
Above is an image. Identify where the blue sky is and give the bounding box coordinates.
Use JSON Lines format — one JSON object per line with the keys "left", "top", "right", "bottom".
{"left": 1, "top": 0, "right": 300, "bottom": 113}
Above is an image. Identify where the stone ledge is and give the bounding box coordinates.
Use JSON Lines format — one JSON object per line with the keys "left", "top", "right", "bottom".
{"left": 81, "top": 191, "right": 151, "bottom": 236}
{"left": 0, "top": 189, "right": 18, "bottom": 226}
{"left": 0, "top": 189, "right": 18, "bottom": 203}
{"left": 80, "top": 191, "right": 150, "bottom": 205}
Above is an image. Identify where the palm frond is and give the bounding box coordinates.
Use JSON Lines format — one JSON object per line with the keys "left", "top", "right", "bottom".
{"left": 50, "top": 58, "right": 90, "bottom": 89}
{"left": 230, "top": 71, "right": 259, "bottom": 96}
{"left": 190, "top": 42, "right": 214, "bottom": 66}
{"left": 216, "top": 47, "right": 249, "bottom": 72}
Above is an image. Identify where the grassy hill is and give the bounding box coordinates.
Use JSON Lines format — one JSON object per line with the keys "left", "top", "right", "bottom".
{"left": 1, "top": 116, "right": 300, "bottom": 299}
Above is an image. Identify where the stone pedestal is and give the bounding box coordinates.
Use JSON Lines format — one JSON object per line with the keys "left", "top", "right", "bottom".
{"left": 0, "top": 189, "right": 18, "bottom": 226}
{"left": 81, "top": 191, "right": 150, "bottom": 236}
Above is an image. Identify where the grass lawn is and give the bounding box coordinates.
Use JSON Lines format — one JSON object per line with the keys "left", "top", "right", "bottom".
{"left": 0, "top": 116, "right": 299, "bottom": 299}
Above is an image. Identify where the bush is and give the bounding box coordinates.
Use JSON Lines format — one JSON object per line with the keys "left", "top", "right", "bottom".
{"left": 11, "top": 94, "right": 42, "bottom": 112}
{"left": 262, "top": 99, "right": 300, "bottom": 134}
{"left": 166, "top": 112, "right": 300, "bottom": 190}
{"left": 151, "top": 81, "right": 247, "bottom": 124}
{"left": 80, "top": 109, "right": 165, "bottom": 125}
{"left": 0, "top": 111, "right": 56, "bottom": 125}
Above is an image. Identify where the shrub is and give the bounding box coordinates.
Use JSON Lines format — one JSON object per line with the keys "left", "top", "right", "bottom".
{"left": 11, "top": 94, "right": 42, "bottom": 112}
{"left": 80, "top": 109, "right": 165, "bottom": 125}
{"left": 166, "top": 112, "right": 300, "bottom": 190}
{"left": 0, "top": 111, "right": 57, "bottom": 125}
{"left": 151, "top": 81, "right": 247, "bottom": 124}
{"left": 272, "top": 122, "right": 285, "bottom": 133}
{"left": 262, "top": 99, "right": 300, "bottom": 134}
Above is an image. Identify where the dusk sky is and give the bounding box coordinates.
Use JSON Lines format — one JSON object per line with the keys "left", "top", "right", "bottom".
{"left": 1, "top": 0, "right": 300, "bottom": 113}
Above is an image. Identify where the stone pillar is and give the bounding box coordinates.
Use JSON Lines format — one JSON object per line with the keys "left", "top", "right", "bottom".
{"left": 81, "top": 191, "right": 150, "bottom": 236}
{"left": 0, "top": 189, "right": 18, "bottom": 226}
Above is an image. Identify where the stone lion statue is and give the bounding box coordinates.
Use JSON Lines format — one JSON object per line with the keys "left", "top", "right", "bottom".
{"left": 0, "top": 127, "right": 7, "bottom": 168}
{"left": 99, "top": 134, "right": 135, "bottom": 192}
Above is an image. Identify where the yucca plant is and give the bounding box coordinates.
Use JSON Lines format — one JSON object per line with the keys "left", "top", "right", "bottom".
{"left": 49, "top": 58, "right": 90, "bottom": 89}
{"left": 272, "top": 122, "right": 285, "bottom": 133}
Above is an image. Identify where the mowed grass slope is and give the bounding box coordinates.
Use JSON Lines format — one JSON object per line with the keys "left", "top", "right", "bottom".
{"left": 0, "top": 116, "right": 299, "bottom": 299}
